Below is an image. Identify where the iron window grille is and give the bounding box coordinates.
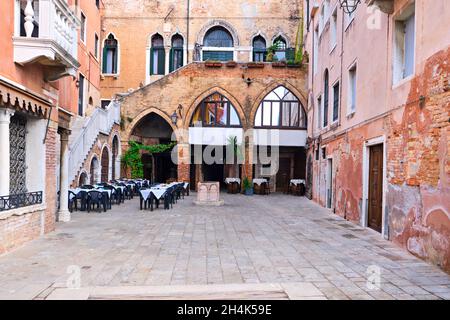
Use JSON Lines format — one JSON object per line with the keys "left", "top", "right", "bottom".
{"left": 0, "top": 191, "right": 43, "bottom": 212}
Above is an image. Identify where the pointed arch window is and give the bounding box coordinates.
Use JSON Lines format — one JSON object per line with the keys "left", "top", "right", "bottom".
{"left": 273, "top": 36, "right": 287, "bottom": 61}
{"left": 253, "top": 36, "right": 267, "bottom": 62}
{"left": 150, "top": 34, "right": 165, "bottom": 75}
{"left": 255, "top": 86, "right": 306, "bottom": 128}
{"left": 191, "top": 93, "right": 241, "bottom": 127}
{"left": 170, "top": 34, "right": 184, "bottom": 72}
{"left": 202, "top": 26, "right": 234, "bottom": 61}
{"left": 102, "top": 34, "right": 118, "bottom": 74}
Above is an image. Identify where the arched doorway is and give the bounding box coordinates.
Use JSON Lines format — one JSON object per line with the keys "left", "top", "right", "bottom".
{"left": 78, "top": 171, "right": 88, "bottom": 187}
{"left": 130, "top": 113, "right": 176, "bottom": 183}
{"left": 90, "top": 156, "right": 99, "bottom": 185}
{"left": 112, "top": 136, "right": 119, "bottom": 180}
{"left": 101, "top": 147, "right": 110, "bottom": 183}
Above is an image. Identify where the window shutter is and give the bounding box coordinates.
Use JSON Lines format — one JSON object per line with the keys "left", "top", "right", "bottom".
{"left": 158, "top": 48, "right": 165, "bottom": 75}
{"left": 102, "top": 46, "right": 108, "bottom": 73}
{"left": 150, "top": 48, "right": 154, "bottom": 75}
{"left": 286, "top": 48, "right": 295, "bottom": 61}
{"left": 169, "top": 48, "right": 174, "bottom": 73}
{"left": 113, "top": 49, "right": 118, "bottom": 74}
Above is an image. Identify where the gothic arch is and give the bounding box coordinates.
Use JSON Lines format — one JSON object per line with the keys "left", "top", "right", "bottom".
{"left": 250, "top": 81, "right": 307, "bottom": 127}
{"left": 196, "top": 20, "right": 240, "bottom": 46}
{"left": 184, "top": 86, "right": 247, "bottom": 130}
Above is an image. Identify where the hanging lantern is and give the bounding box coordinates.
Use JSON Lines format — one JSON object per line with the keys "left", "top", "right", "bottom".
{"left": 339, "top": 0, "right": 361, "bottom": 14}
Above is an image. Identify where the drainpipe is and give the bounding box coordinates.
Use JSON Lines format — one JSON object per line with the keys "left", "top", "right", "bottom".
{"left": 186, "top": 0, "right": 190, "bottom": 63}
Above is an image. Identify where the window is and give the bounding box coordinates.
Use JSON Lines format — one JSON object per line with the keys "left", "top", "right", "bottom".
{"left": 252, "top": 36, "right": 267, "bottom": 62}
{"left": 170, "top": 34, "right": 184, "bottom": 72}
{"left": 330, "top": 8, "right": 337, "bottom": 50}
{"left": 317, "top": 95, "right": 322, "bottom": 129}
{"left": 80, "top": 12, "right": 86, "bottom": 43}
{"left": 190, "top": 93, "right": 241, "bottom": 127}
{"left": 78, "top": 74, "right": 85, "bottom": 116}
{"left": 203, "top": 26, "right": 234, "bottom": 61}
{"left": 348, "top": 64, "right": 357, "bottom": 114}
{"left": 319, "top": 5, "right": 325, "bottom": 34}
{"left": 102, "top": 34, "right": 118, "bottom": 74}
{"left": 313, "top": 26, "right": 319, "bottom": 75}
{"left": 273, "top": 36, "right": 287, "bottom": 61}
{"left": 96, "top": 0, "right": 100, "bottom": 9}
{"left": 254, "top": 86, "right": 306, "bottom": 128}
{"left": 323, "top": 70, "right": 329, "bottom": 128}
{"left": 393, "top": 4, "right": 415, "bottom": 84}
{"left": 150, "top": 34, "right": 165, "bottom": 75}
{"left": 101, "top": 100, "right": 111, "bottom": 109}
{"left": 94, "top": 33, "right": 99, "bottom": 58}
{"left": 332, "top": 82, "right": 340, "bottom": 122}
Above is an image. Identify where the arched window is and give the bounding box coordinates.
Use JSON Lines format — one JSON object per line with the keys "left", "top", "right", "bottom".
{"left": 255, "top": 86, "right": 306, "bottom": 128}
{"left": 191, "top": 93, "right": 241, "bottom": 127}
{"left": 323, "top": 69, "right": 329, "bottom": 127}
{"left": 102, "top": 34, "right": 118, "bottom": 74}
{"left": 170, "top": 34, "right": 184, "bottom": 72}
{"left": 273, "top": 36, "right": 287, "bottom": 61}
{"left": 202, "top": 26, "right": 234, "bottom": 61}
{"left": 253, "top": 36, "right": 267, "bottom": 62}
{"left": 150, "top": 34, "right": 165, "bottom": 75}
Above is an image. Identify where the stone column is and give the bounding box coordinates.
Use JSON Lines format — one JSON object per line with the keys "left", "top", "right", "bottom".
{"left": 177, "top": 143, "right": 190, "bottom": 182}
{"left": 58, "top": 128, "right": 71, "bottom": 222}
{"left": 165, "top": 46, "right": 171, "bottom": 75}
{"left": 0, "top": 109, "right": 15, "bottom": 196}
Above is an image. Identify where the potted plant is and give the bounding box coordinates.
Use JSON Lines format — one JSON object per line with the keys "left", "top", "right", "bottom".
{"left": 287, "top": 59, "right": 301, "bottom": 68}
{"left": 246, "top": 62, "right": 265, "bottom": 68}
{"left": 205, "top": 60, "right": 223, "bottom": 67}
{"left": 225, "top": 60, "right": 237, "bottom": 67}
{"left": 242, "top": 177, "right": 253, "bottom": 196}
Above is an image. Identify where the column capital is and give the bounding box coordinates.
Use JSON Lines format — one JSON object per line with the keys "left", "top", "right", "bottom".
{"left": 57, "top": 127, "right": 71, "bottom": 141}
{"left": 0, "top": 108, "right": 15, "bottom": 123}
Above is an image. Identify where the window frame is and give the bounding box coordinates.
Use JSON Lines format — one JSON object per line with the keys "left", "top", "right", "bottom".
{"left": 254, "top": 86, "right": 306, "bottom": 129}
{"left": 102, "top": 33, "right": 119, "bottom": 76}
{"left": 347, "top": 63, "right": 357, "bottom": 115}
{"left": 252, "top": 35, "right": 267, "bottom": 62}
{"left": 332, "top": 81, "right": 340, "bottom": 123}
{"left": 80, "top": 11, "right": 86, "bottom": 44}
{"left": 190, "top": 93, "right": 242, "bottom": 128}
{"left": 150, "top": 34, "right": 165, "bottom": 75}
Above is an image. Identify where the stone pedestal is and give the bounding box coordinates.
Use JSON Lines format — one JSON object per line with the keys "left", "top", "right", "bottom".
{"left": 194, "top": 181, "right": 224, "bottom": 206}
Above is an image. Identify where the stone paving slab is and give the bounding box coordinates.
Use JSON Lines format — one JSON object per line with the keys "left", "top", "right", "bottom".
{"left": 0, "top": 193, "right": 449, "bottom": 300}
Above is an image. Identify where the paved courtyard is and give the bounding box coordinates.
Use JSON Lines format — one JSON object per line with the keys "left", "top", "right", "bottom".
{"left": 0, "top": 193, "right": 449, "bottom": 300}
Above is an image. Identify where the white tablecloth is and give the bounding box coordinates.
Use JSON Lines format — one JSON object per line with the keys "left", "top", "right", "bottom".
{"left": 183, "top": 182, "right": 189, "bottom": 189}
{"left": 69, "top": 188, "right": 82, "bottom": 200}
{"left": 290, "top": 179, "right": 306, "bottom": 186}
{"left": 225, "top": 178, "right": 241, "bottom": 184}
{"left": 140, "top": 187, "right": 169, "bottom": 200}
{"left": 253, "top": 178, "right": 268, "bottom": 186}
{"left": 96, "top": 188, "right": 112, "bottom": 197}
{"left": 150, "top": 188, "right": 168, "bottom": 200}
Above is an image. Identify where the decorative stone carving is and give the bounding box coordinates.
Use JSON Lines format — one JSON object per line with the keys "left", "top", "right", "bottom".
{"left": 194, "top": 182, "right": 224, "bottom": 206}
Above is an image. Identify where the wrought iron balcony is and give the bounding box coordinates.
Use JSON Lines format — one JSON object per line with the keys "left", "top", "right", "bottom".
{"left": 0, "top": 191, "right": 43, "bottom": 212}
{"left": 13, "top": 0, "right": 80, "bottom": 81}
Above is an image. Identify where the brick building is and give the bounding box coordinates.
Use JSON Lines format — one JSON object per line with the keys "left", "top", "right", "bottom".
{"left": 0, "top": 0, "right": 120, "bottom": 254}
{"left": 304, "top": 0, "right": 449, "bottom": 271}
{"left": 101, "top": 0, "right": 309, "bottom": 191}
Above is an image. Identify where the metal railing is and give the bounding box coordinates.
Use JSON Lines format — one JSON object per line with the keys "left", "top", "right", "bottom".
{"left": 68, "top": 101, "right": 121, "bottom": 183}
{"left": 0, "top": 191, "right": 43, "bottom": 212}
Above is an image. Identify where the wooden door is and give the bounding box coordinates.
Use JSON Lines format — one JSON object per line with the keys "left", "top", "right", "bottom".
{"left": 276, "top": 158, "right": 291, "bottom": 192}
{"left": 368, "top": 144, "right": 383, "bottom": 232}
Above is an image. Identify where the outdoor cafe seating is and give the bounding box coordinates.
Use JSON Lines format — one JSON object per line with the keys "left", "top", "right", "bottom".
{"left": 139, "top": 182, "right": 189, "bottom": 212}
{"left": 253, "top": 178, "right": 270, "bottom": 195}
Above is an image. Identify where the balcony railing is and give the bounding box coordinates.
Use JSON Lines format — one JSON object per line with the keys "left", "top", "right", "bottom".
{"left": 0, "top": 191, "right": 43, "bottom": 212}
{"left": 13, "top": 0, "right": 80, "bottom": 80}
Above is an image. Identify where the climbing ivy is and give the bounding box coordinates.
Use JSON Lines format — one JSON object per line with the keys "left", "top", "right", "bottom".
{"left": 121, "top": 141, "right": 176, "bottom": 178}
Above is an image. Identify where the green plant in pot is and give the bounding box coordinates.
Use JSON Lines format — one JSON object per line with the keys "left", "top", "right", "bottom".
{"left": 242, "top": 177, "right": 253, "bottom": 195}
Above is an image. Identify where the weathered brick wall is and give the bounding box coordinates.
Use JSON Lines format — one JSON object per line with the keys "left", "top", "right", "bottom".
{"left": 0, "top": 210, "right": 43, "bottom": 254}
{"left": 309, "top": 48, "right": 450, "bottom": 272}
{"left": 45, "top": 125, "right": 58, "bottom": 233}
{"left": 386, "top": 47, "right": 450, "bottom": 272}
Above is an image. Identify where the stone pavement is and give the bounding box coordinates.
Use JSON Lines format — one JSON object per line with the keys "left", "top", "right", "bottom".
{"left": 0, "top": 193, "right": 449, "bottom": 300}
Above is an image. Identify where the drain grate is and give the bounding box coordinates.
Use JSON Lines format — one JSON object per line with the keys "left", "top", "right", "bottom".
{"left": 342, "top": 234, "right": 357, "bottom": 239}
